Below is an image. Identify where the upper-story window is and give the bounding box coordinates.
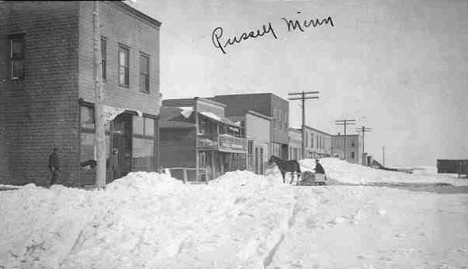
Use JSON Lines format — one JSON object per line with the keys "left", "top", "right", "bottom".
{"left": 119, "top": 45, "right": 129, "bottom": 87}
{"left": 351, "top": 140, "right": 355, "bottom": 147}
{"left": 101, "top": 37, "right": 107, "bottom": 80}
{"left": 10, "top": 34, "right": 25, "bottom": 81}
{"left": 139, "top": 53, "right": 150, "bottom": 93}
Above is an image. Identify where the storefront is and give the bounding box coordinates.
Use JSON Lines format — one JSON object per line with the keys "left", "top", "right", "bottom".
{"left": 79, "top": 103, "right": 158, "bottom": 185}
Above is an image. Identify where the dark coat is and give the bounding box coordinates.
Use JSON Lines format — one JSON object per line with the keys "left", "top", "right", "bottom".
{"left": 49, "top": 152, "right": 60, "bottom": 171}
{"left": 314, "top": 163, "right": 325, "bottom": 174}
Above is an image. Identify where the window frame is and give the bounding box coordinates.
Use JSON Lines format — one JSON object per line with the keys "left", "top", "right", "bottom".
{"left": 118, "top": 44, "right": 130, "bottom": 87}
{"left": 139, "top": 52, "right": 150, "bottom": 93}
{"left": 9, "top": 34, "right": 25, "bottom": 81}
{"left": 101, "top": 36, "right": 107, "bottom": 81}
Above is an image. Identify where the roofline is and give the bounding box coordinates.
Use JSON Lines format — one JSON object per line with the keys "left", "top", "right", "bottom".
{"left": 196, "top": 97, "right": 227, "bottom": 108}
{"left": 332, "top": 134, "right": 360, "bottom": 137}
{"left": 293, "top": 125, "right": 332, "bottom": 136}
{"left": 246, "top": 110, "right": 271, "bottom": 121}
{"left": 214, "top": 92, "right": 286, "bottom": 100}
{"left": 111, "top": 1, "right": 162, "bottom": 28}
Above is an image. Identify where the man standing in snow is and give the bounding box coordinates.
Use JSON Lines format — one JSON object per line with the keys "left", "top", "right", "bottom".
{"left": 48, "top": 147, "right": 60, "bottom": 185}
{"left": 314, "top": 159, "right": 325, "bottom": 174}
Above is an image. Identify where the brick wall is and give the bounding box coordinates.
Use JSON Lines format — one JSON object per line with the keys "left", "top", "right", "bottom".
{"left": 0, "top": 2, "right": 81, "bottom": 186}
{"left": 78, "top": 1, "right": 162, "bottom": 116}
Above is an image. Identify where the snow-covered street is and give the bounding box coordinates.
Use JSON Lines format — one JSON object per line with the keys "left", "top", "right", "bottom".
{"left": 1, "top": 158, "right": 467, "bottom": 269}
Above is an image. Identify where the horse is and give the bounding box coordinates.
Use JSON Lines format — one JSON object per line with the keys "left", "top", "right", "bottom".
{"left": 267, "top": 155, "right": 301, "bottom": 184}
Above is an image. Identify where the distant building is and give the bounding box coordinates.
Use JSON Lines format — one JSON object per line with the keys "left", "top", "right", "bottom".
{"left": 288, "top": 128, "right": 302, "bottom": 160}
{"left": 331, "top": 134, "right": 362, "bottom": 164}
{"left": 0, "top": 1, "right": 162, "bottom": 186}
{"left": 159, "top": 98, "right": 248, "bottom": 181}
{"left": 213, "top": 93, "right": 289, "bottom": 160}
{"left": 228, "top": 110, "right": 271, "bottom": 175}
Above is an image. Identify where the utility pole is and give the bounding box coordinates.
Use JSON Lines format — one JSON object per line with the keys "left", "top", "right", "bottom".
{"left": 335, "top": 119, "right": 355, "bottom": 161}
{"left": 356, "top": 125, "right": 372, "bottom": 164}
{"left": 288, "top": 91, "right": 320, "bottom": 159}
{"left": 93, "top": 1, "right": 106, "bottom": 189}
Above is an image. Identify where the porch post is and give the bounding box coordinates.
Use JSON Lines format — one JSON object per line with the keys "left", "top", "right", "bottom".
{"left": 194, "top": 98, "right": 199, "bottom": 182}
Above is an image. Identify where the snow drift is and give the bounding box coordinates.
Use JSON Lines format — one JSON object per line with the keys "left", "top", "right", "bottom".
{"left": 1, "top": 158, "right": 467, "bottom": 269}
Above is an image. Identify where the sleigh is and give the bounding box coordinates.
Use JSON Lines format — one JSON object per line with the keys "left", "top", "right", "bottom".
{"left": 298, "top": 171, "right": 327, "bottom": 186}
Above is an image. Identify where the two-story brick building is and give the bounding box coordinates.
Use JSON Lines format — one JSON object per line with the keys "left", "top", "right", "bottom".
{"left": 213, "top": 93, "right": 290, "bottom": 160}
{"left": 331, "top": 134, "right": 362, "bottom": 164}
{"left": 0, "top": 1, "right": 162, "bottom": 186}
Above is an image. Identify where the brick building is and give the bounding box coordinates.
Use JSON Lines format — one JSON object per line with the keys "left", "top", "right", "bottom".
{"left": 331, "top": 134, "right": 362, "bottom": 164}
{"left": 213, "top": 93, "right": 290, "bottom": 160}
{"left": 0, "top": 2, "right": 162, "bottom": 186}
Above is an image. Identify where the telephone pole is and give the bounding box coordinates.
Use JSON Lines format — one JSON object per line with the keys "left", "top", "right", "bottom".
{"left": 356, "top": 125, "right": 372, "bottom": 165}
{"left": 288, "top": 91, "right": 319, "bottom": 159}
{"left": 93, "top": 1, "right": 106, "bottom": 189}
{"left": 335, "top": 119, "right": 355, "bottom": 161}
{"left": 356, "top": 126, "right": 372, "bottom": 154}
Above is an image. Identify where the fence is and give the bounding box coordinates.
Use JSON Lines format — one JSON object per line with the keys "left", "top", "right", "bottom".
{"left": 165, "top": 167, "right": 210, "bottom": 184}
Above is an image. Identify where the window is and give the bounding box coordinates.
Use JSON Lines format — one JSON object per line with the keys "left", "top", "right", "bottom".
{"left": 305, "top": 132, "right": 308, "bottom": 147}
{"left": 139, "top": 53, "right": 150, "bottom": 93}
{"left": 119, "top": 45, "right": 129, "bottom": 87}
{"left": 132, "top": 116, "right": 156, "bottom": 172}
{"left": 101, "top": 37, "right": 107, "bottom": 80}
{"left": 133, "top": 116, "right": 155, "bottom": 136}
{"left": 81, "top": 106, "right": 95, "bottom": 129}
{"left": 10, "top": 34, "right": 25, "bottom": 80}
{"left": 351, "top": 140, "right": 355, "bottom": 147}
{"left": 351, "top": 152, "right": 355, "bottom": 159}
{"left": 311, "top": 133, "right": 314, "bottom": 148}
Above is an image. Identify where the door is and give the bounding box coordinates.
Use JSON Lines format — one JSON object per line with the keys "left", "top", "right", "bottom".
{"left": 111, "top": 114, "right": 132, "bottom": 180}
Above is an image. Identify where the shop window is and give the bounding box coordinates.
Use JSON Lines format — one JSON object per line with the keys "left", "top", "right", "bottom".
{"left": 133, "top": 116, "right": 144, "bottom": 135}
{"left": 81, "top": 106, "right": 95, "bottom": 129}
{"left": 145, "top": 118, "right": 154, "bottom": 136}
{"left": 80, "top": 133, "right": 110, "bottom": 164}
{"left": 132, "top": 138, "right": 154, "bottom": 171}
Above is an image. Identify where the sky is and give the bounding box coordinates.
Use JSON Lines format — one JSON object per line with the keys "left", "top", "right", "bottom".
{"left": 126, "top": 0, "right": 468, "bottom": 167}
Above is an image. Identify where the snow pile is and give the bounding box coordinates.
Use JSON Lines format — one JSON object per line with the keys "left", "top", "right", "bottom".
{"left": 1, "top": 161, "right": 467, "bottom": 269}
{"left": 302, "top": 158, "right": 468, "bottom": 186}
{"left": 0, "top": 171, "right": 297, "bottom": 269}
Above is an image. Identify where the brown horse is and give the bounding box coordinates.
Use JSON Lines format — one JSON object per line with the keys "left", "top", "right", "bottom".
{"left": 268, "top": 155, "right": 301, "bottom": 184}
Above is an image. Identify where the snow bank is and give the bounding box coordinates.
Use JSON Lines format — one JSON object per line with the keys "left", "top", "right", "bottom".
{"left": 302, "top": 158, "right": 468, "bottom": 186}
{"left": 0, "top": 171, "right": 297, "bottom": 269}
{"left": 1, "top": 161, "right": 467, "bottom": 269}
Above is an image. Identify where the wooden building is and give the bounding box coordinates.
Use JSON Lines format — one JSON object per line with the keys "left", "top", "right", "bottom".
{"left": 159, "top": 98, "right": 247, "bottom": 181}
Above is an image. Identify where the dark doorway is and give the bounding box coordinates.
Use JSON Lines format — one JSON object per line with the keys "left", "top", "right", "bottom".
{"left": 111, "top": 114, "right": 132, "bottom": 180}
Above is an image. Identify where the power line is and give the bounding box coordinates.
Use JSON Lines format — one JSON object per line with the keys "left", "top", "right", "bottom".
{"left": 334, "top": 119, "right": 355, "bottom": 161}
{"left": 288, "top": 91, "right": 320, "bottom": 159}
